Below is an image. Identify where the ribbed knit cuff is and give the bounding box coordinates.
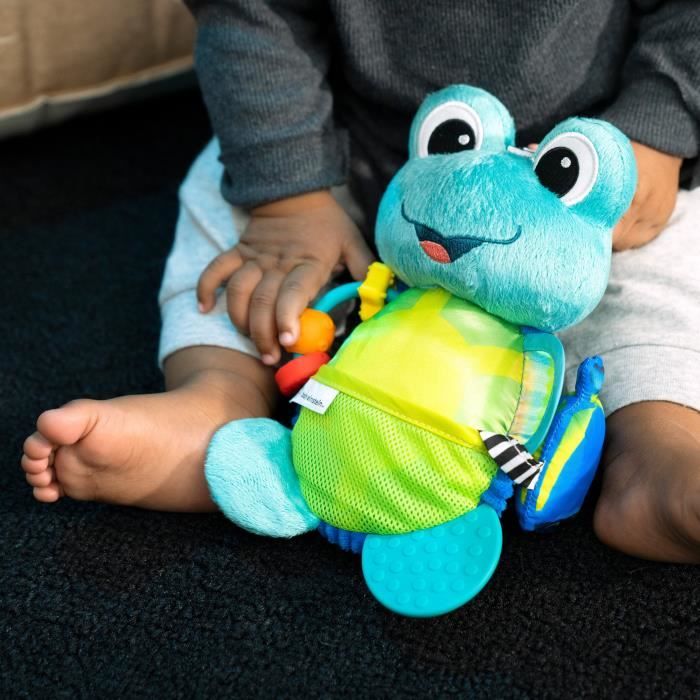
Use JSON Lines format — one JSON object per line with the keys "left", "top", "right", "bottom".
{"left": 219, "top": 130, "right": 349, "bottom": 208}
{"left": 566, "top": 345, "right": 700, "bottom": 417}
{"left": 600, "top": 74, "right": 700, "bottom": 159}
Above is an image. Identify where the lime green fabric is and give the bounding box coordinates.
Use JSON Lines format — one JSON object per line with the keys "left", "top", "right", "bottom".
{"left": 293, "top": 392, "right": 497, "bottom": 534}
{"left": 316, "top": 287, "right": 525, "bottom": 447}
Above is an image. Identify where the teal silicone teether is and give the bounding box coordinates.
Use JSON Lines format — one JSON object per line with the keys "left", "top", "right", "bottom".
{"left": 361, "top": 504, "right": 502, "bottom": 617}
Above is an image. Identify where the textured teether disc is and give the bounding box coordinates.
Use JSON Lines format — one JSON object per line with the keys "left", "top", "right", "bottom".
{"left": 361, "top": 504, "right": 502, "bottom": 617}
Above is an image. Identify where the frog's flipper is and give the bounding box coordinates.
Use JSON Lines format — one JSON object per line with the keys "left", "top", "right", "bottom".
{"left": 205, "top": 418, "right": 319, "bottom": 537}
{"left": 361, "top": 505, "right": 502, "bottom": 617}
{"left": 516, "top": 356, "right": 606, "bottom": 531}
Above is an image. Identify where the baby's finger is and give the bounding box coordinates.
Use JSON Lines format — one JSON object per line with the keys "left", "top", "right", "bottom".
{"left": 276, "top": 263, "right": 325, "bottom": 347}
{"left": 249, "top": 270, "right": 285, "bottom": 365}
{"left": 343, "top": 236, "right": 375, "bottom": 281}
{"left": 197, "top": 248, "right": 243, "bottom": 312}
{"left": 226, "top": 261, "right": 264, "bottom": 334}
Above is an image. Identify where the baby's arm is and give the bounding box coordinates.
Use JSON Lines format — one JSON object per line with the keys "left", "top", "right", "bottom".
{"left": 601, "top": 1, "right": 700, "bottom": 250}
{"left": 185, "top": 1, "right": 373, "bottom": 363}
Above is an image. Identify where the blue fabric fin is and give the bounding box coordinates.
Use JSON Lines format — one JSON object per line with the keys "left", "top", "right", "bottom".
{"left": 517, "top": 356, "right": 606, "bottom": 531}
{"left": 361, "top": 505, "right": 502, "bottom": 617}
{"left": 205, "top": 418, "right": 320, "bottom": 537}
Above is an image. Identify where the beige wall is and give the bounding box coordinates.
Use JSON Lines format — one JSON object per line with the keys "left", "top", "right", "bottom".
{"left": 0, "top": 0, "right": 195, "bottom": 135}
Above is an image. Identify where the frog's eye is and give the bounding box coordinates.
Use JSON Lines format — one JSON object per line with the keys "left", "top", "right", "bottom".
{"left": 417, "top": 101, "right": 484, "bottom": 157}
{"left": 534, "top": 132, "right": 598, "bottom": 206}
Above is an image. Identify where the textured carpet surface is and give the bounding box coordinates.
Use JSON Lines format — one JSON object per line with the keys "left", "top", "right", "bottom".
{"left": 1, "top": 91, "right": 698, "bottom": 699}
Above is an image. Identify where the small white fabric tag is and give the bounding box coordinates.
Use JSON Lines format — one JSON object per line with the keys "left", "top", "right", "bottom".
{"left": 291, "top": 378, "right": 339, "bottom": 415}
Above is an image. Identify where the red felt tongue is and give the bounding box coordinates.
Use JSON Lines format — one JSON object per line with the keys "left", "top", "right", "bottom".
{"left": 420, "top": 240, "right": 451, "bottom": 263}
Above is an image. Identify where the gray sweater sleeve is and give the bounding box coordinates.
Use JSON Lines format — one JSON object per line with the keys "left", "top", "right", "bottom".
{"left": 601, "top": 0, "right": 700, "bottom": 158}
{"left": 185, "top": 0, "right": 348, "bottom": 208}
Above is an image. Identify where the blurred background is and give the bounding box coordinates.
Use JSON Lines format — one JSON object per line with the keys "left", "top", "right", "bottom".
{"left": 0, "top": 0, "right": 195, "bottom": 138}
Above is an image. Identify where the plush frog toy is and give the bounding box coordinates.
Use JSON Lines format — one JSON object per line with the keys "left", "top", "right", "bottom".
{"left": 205, "top": 85, "right": 637, "bottom": 617}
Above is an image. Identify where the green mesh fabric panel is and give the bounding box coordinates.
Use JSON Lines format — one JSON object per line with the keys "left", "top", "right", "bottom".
{"left": 292, "top": 393, "right": 498, "bottom": 535}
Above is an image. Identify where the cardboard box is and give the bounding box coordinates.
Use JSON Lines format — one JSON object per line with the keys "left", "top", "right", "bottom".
{"left": 0, "top": 0, "right": 195, "bottom": 137}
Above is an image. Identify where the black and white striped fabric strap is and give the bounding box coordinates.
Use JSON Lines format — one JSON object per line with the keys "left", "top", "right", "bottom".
{"left": 479, "top": 431, "right": 543, "bottom": 490}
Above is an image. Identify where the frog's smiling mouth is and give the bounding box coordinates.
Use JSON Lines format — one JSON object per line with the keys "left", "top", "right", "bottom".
{"left": 401, "top": 205, "right": 522, "bottom": 264}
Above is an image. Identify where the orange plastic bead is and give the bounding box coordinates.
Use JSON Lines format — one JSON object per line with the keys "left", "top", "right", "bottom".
{"left": 275, "top": 352, "right": 330, "bottom": 396}
{"left": 287, "top": 308, "right": 335, "bottom": 355}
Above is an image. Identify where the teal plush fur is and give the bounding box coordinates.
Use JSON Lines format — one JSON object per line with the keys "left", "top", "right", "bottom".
{"left": 378, "top": 85, "right": 637, "bottom": 331}
{"left": 206, "top": 418, "right": 319, "bottom": 537}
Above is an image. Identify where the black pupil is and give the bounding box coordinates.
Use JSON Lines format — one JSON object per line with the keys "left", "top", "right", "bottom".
{"left": 427, "top": 119, "right": 476, "bottom": 155}
{"left": 534, "top": 147, "right": 579, "bottom": 197}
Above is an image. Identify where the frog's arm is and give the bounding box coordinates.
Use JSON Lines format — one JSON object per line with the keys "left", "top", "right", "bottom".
{"left": 521, "top": 329, "right": 566, "bottom": 454}
{"left": 479, "top": 332, "right": 602, "bottom": 529}
{"left": 516, "top": 356, "right": 606, "bottom": 531}
{"left": 478, "top": 329, "right": 565, "bottom": 515}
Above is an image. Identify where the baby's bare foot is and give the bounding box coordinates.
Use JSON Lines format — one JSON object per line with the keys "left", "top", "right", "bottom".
{"left": 594, "top": 401, "right": 700, "bottom": 564}
{"left": 21, "top": 369, "right": 269, "bottom": 511}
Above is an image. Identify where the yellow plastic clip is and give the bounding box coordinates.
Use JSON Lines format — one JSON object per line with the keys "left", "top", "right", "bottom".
{"left": 358, "top": 262, "right": 395, "bottom": 321}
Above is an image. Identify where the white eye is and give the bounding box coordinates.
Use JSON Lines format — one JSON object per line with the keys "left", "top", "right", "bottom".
{"left": 416, "top": 101, "right": 484, "bottom": 158}
{"left": 534, "top": 132, "right": 599, "bottom": 206}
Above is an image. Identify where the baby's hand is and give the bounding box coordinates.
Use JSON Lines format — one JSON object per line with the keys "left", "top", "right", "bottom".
{"left": 197, "top": 190, "right": 374, "bottom": 365}
{"left": 613, "top": 141, "right": 682, "bottom": 251}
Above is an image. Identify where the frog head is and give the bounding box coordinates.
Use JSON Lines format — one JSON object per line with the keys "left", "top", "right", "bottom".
{"left": 375, "top": 85, "right": 637, "bottom": 331}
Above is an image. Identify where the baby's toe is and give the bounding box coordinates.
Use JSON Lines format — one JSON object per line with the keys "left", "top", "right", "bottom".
{"left": 23, "top": 432, "right": 54, "bottom": 460}
{"left": 21, "top": 453, "right": 50, "bottom": 475}
{"left": 33, "top": 483, "right": 64, "bottom": 503}
{"left": 36, "top": 400, "right": 97, "bottom": 448}
{"left": 26, "top": 467, "right": 56, "bottom": 488}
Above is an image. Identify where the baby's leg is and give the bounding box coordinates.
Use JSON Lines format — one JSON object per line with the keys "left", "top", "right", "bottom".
{"left": 595, "top": 401, "right": 700, "bottom": 563}
{"left": 22, "top": 346, "right": 275, "bottom": 510}
{"left": 559, "top": 188, "right": 700, "bottom": 563}
{"left": 22, "top": 139, "right": 275, "bottom": 511}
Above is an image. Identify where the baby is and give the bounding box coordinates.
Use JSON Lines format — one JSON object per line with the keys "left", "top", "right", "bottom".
{"left": 21, "top": 1, "right": 700, "bottom": 562}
